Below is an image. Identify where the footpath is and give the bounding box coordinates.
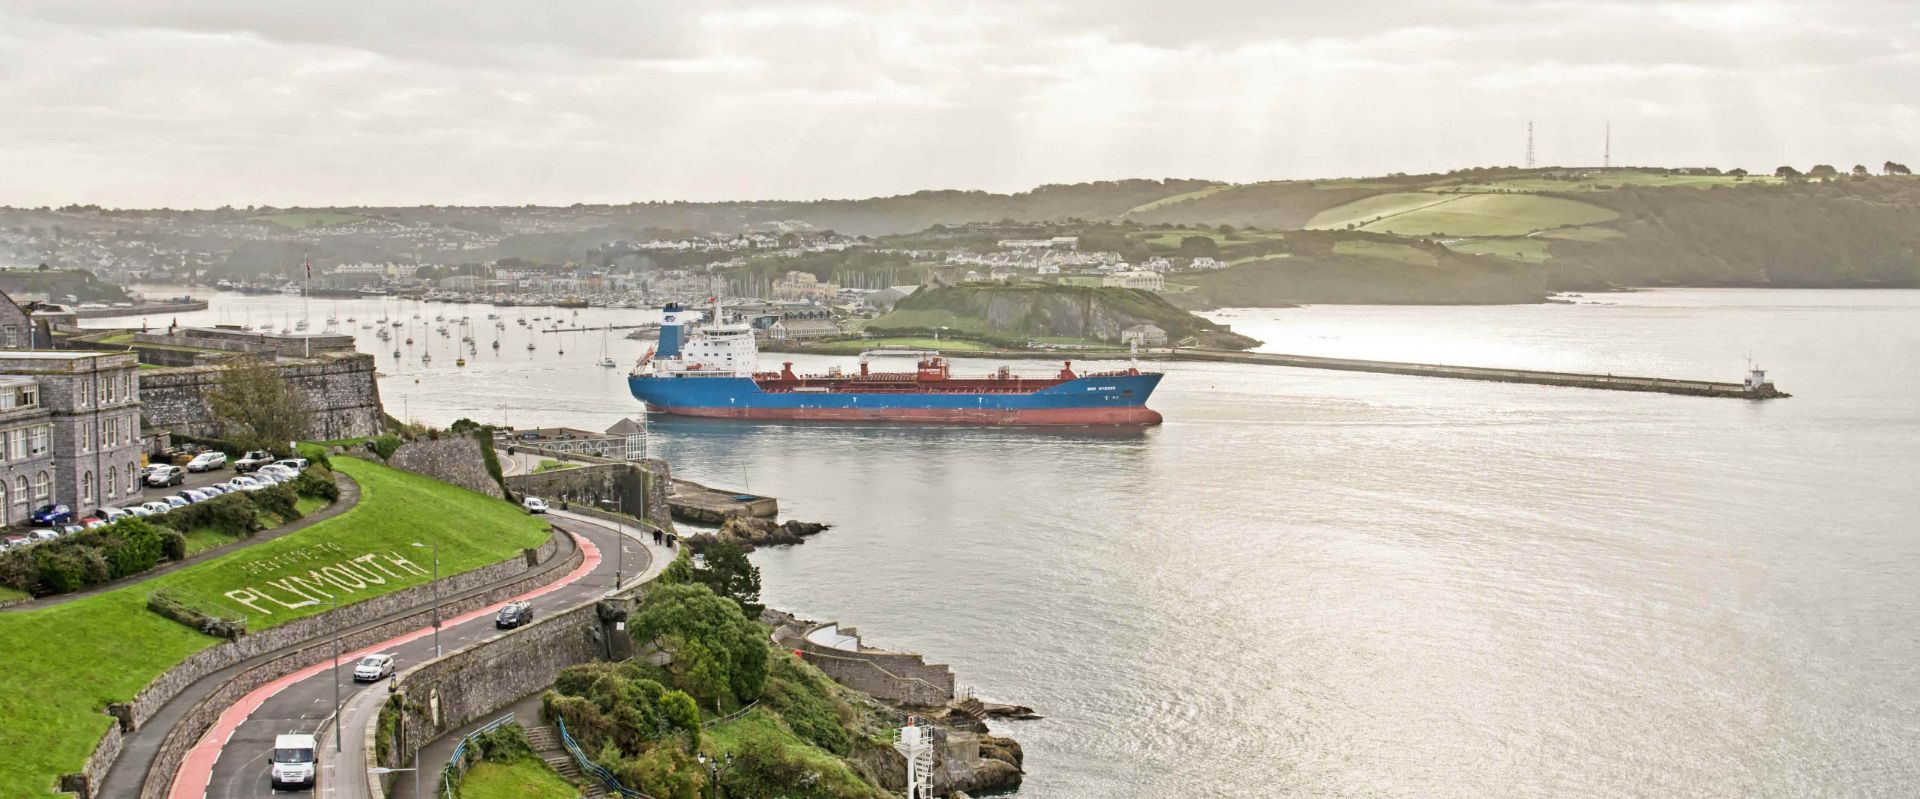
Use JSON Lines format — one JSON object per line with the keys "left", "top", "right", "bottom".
{"left": 2, "top": 472, "right": 360, "bottom": 613}
{"left": 98, "top": 524, "right": 580, "bottom": 799}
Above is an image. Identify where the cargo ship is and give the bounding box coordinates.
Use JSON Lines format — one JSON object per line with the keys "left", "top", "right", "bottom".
{"left": 626, "top": 305, "right": 1163, "bottom": 425}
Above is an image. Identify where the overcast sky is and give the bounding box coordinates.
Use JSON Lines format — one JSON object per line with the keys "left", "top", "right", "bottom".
{"left": 1, "top": 1, "right": 1915, "bottom": 208}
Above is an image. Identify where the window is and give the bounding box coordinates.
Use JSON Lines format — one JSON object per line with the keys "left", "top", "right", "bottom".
{"left": 80, "top": 424, "right": 90, "bottom": 452}
{"left": 7, "top": 430, "right": 21, "bottom": 461}
{"left": 106, "top": 467, "right": 117, "bottom": 499}
{"left": 81, "top": 472, "right": 94, "bottom": 506}
{"left": 106, "top": 378, "right": 115, "bottom": 403}
{"left": 1, "top": 325, "right": 18, "bottom": 348}
{"left": 28, "top": 426, "right": 47, "bottom": 456}
{"left": 33, "top": 471, "right": 48, "bottom": 500}
{"left": 14, "top": 477, "right": 24, "bottom": 507}
{"left": 126, "top": 461, "right": 136, "bottom": 494}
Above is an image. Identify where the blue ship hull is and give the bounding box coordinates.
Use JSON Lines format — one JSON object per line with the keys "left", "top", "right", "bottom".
{"left": 628, "top": 372, "right": 1164, "bottom": 425}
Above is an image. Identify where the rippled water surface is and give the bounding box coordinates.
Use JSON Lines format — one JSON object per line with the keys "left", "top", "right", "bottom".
{"left": 116, "top": 288, "right": 1920, "bottom": 797}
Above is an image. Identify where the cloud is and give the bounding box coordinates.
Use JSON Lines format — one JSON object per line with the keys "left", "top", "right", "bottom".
{"left": 0, "top": 1, "right": 1914, "bottom": 207}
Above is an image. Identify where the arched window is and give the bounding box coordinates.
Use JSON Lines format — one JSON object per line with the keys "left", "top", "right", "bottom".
{"left": 82, "top": 471, "right": 94, "bottom": 506}
{"left": 34, "top": 471, "right": 49, "bottom": 500}
{"left": 106, "top": 467, "right": 117, "bottom": 500}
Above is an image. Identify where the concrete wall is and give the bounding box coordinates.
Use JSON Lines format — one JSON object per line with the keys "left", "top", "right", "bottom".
{"left": 504, "top": 457, "right": 672, "bottom": 532}
{"left": 387, "top": 436, "right": 502, "bottom": 499}
{"left": 138, "top": 352, "right": 384, "bottom": 440}
{"left": 132, "top": 531, "right": 573, "bottom": 799}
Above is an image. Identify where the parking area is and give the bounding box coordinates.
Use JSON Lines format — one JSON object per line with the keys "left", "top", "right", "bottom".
{"left": 137, "top": 464, "right": 254, "bottom": 505}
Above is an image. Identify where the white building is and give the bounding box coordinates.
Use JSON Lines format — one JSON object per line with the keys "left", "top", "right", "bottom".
{"left": 1103, "top": 270, "right": 1165, "bottom": 291}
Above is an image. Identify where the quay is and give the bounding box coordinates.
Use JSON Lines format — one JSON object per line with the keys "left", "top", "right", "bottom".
{"left": 1170, "top": 348, "right": 1790, "bottom": 399}
{"left": 74, "top": 299, "right": 209, "bottom": 319}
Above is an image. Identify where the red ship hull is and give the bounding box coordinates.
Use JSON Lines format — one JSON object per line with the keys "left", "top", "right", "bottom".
{"left": 651, "top": 404, "right": 1164, "bottom": 426}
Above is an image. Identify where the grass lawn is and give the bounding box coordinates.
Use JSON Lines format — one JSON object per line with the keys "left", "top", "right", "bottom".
{"left": 459, "top": 758, "right": 578, "bottom": 799}
{"left": 1333, "top": 239, "right": 1440, "bottom": 267}
{"left": 1358, "top": 194, "right": 1618, "bottom": 237}
{"left": 533, "top": 459, "right": 577, "bottom": 474}
{"left": 0, "top": 586, "right": 26, "bottom": 603}
{"left": 800, "top": 337, "right": 989, "bottom": 354}
{"left": 182, "top": 495, "right": 331, "bottom": 556}
{"left": 704, "top": 709, "right": 873, "bottom": 791}
{"left": 1306, "top": 192, "right": 1460, "bottom": 230}
{"left": 249, "top": 211, "right": 364, "bottom": 230}
{"left": 1443, "top": 237, "right": 1553, "bottom": 263}
{"left": 0, "top": 457, "right": 547, "bottom": 797}
{"left": 1539, "top": 225, "right": 1626, "bottom": 242}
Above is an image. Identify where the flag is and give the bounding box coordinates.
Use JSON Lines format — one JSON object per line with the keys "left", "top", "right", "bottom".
{"left": 303, "top": 255, "right": 312, "bottom": 280}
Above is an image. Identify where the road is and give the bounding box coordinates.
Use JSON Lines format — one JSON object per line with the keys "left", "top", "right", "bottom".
{"left": 173, "top": 510, "right": 670, "bottom": 799}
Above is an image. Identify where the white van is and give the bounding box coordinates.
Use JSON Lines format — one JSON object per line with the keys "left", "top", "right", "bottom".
{"left": 523, "top": 496, "right": 549, "bottom": 514}
{"left": 270, "top": 733, "right": 317, "bottom": 790}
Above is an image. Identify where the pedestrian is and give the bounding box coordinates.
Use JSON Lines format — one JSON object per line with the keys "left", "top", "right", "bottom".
{"left": 651, "top": 528, "right": 661, "bottom": 545}
{"left": 665, "top": 533, "right": 676, "bottom": 549}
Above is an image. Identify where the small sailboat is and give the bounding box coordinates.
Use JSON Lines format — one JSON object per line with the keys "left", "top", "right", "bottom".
{"left": 491, "top": 339, "right": 501, "bottom": 350}
{"left": 456, "top": 357, "right": 466, "bottom": 367}
{"left": 421, "top": 352, "right": 432, "bottom": 365}
{"left": 392, "top": 348, "right": 401, "bottom": 358}
{"left": 597, "top": 325, "right": 617, "bottom": 367}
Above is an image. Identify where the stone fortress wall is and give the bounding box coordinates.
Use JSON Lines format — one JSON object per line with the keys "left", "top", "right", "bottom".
{"left": 138, "top": 352, "right": 383, "bottom": 440}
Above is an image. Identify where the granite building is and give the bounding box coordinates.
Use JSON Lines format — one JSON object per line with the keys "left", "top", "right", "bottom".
{"left": 0, "top": 376, "right": 56, "bottom": 525}
{"left": 0, "top": 352, "right": 143, "bottom": 511}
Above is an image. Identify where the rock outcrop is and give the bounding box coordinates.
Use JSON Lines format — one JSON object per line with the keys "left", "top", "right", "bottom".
{"left": 684, "top": 517, "right": 830, "bottom": 553}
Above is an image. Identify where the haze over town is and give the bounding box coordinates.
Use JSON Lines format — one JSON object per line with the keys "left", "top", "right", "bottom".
{"left": 2, "top": 0, "right": 1916, "bottom": 208}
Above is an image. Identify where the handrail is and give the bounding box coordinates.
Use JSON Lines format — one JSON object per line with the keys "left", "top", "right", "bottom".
{"left": 442, "top": 712, "right": 516, "bottom": 799}
{"left": 700, "top": 700, "right": 759, "bottom": 729}
{"left": 556, "top": 717, "right": 658, "bottom": 799}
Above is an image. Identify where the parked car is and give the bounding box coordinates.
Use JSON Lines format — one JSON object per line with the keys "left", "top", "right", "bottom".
{"left": 522, "top": 496, "right": 549, "bottom": 514}
{"left": 146, "top": 465, "right": 186, "bottom": 487}
{"left": 80, "top": 517, "right": 106, "bottom": 529}
{"left": 187, "top": 452, "right": 228, "bottom": 472}
{"left": 29, "top": 528, "right": 60, "bottom": 542}
{"left": 352, "top": 653, "right": 395, "bottom": 682}
{"left": 199, "top": 484, "right": 230, "bottom": 496}
{"left": 230, "top": 477, "right": 268, "bottom": 492}
{"left": 94, "top": 507, "right": 132, "bottom": 522}
{"left": 125, "top": 505, "right": 154, "bottom": 518}
{"left": 59, "top": 524, "right": 85, "bottom": 536}
{"left": 273, "top": 458, "right": 310, "bottom": 471}
{"left": 234, "top": 450, "right": 277, "bottom": 473}
{"left": 270, "top": 733, "right": 317, "bottom": 791}
{"left": 140, "top": 501, "right": 175, "bottom": 515}
{"left": 0, "top": 533, "right": 29, "bottom": 551}
{"left": 163, "top": 496, "right": 190, "bottom": 510}
{"left": 495, "top": 601, "right": 535, "bottom": 629}
{"left": 178, "top": 489, "right": 213, "bottom": 503}
{"left": 259, "top": 465, "right": 298, "bottom": 481}
{"left": 30, "top": 504, "right": 73, "bottom": 525}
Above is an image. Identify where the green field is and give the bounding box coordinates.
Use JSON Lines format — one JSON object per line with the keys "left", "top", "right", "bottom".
{"left": 1306, "top": 192, "right": 1459, "bottom": 230}
{"left": 181, "top": 495, "right": 330, "bottom": 555}
{"left": 249, "top": 211, "right": 364, "bottom": 229}
{"left": 1333, "top": 239, "right": 1439, "bottom": 266}
{"left": 1443, "top": 237, "right": 1553, "bottom": 263}
{"left": 1539, "top": 225, "right": 1626, "bottom": 242}
{"left": 459, "top": 758, "right": 578, "bottom": 799}
{"left": 1444, "top": 170, "right": 1783, "bottom": 193}
{"left": 1125, "top": 183, "right": 1232, "bottom": 214}
{"left": 1357, "top": 194, "right": 1618, "bottom": 237}
{"left": 0, "top": 457, "right": 547, "bottom": 797}
{"left": 798, "top": 337, "right": 989, "bottom": 354}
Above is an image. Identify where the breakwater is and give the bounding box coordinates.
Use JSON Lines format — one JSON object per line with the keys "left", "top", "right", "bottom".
{"left": 1170, "top": 348, "right": 1789, "bottom": 399}
{"left": 74, "top": 300, "right": 209, "bottom": 319}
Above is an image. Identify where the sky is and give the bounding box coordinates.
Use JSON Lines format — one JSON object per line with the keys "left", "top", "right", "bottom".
{"left": 1, "top": 1, "right": 1915, "bottom": 208}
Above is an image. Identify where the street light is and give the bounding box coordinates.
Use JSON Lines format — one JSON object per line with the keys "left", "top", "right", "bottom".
{"left": 696, "top": 751, "right": 735, "bottom": 799}
{"left": 368, "top": 754, "right": 420, "bottom": 799}
{"left": 411, "top": 541, "right": 441, "bottom": 657}
{"left": 598, "top": 497, "right": 623, "bottom": 589}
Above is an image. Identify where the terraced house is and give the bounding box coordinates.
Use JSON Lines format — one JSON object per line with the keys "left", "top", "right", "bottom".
{"left": 0, "top": 351, "right": 142, "bottom": 512}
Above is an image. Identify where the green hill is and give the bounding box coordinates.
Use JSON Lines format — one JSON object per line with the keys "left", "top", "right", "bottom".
{"left": 869, "top": 283, "right": 1259, "bottom": 349}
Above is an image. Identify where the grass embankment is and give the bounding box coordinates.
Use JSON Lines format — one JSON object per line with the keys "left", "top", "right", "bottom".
{"left": 459, "top": 759, "right": 578, "bottom": 799}
{"left": 181, "top": 495, "right": 329, "bottom": 555}
{"left": 532, "top": 460, "right": 577, "bottom": 474}
{"left": 0, "top": 457, "right": 547, "bottom": 798}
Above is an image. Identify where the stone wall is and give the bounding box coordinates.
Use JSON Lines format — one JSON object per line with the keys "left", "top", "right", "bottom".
{"left": 138, "top": 352, "right": 383, "bottom": 440}
{"left": 504, "top": 457, "right": 673, "bottom": 532}
{"left": 134, "top": 531, "right": 575, "bottom": 799}
{"left": 388, "top": 436, "right": 502, "bottom": 499}
{"left": 369, "top": 585, "right": 648, "bottom": 798}
{"left": 775, "top": 622, "right": 956, "bottom": 708}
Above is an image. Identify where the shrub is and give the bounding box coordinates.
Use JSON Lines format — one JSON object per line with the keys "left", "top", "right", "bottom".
{"left": 100, "top": 518, "right": 166, "bottom": 579}
{"left": 294, "top": 442, "right": 332, "bottom": 468}
{"left": 473, "top": 723, "right": 536, "bottom": 763}
{"left": 159, "top": 530, "right": 187, "bottom": 562}
{"left": 0, "top": 549, "right": 36, "bottom": 593}
{"left": 762, "top": 653, "right": 852, "bottom": 755}
{"left": 629, "top": 583, "right": 769, "bottom": 710}
{"left": 370, "top": 435, "right": 404, "bottom": 460}
{"left": 292, "top": 467, "right": 339, "bottom": 502}
{"left": 252, "top": 484, "right": 301, "bottom": 523}
{"left": 154, "top": 492, "right": 262, "bottom": 539}
{"left": 33, "top": 548, "right": 100, "bottom": 594}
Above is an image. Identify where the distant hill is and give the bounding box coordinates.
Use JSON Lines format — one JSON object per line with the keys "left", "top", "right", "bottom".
{"left": 869, "top": 284, "right": 1259, "bottom": 349}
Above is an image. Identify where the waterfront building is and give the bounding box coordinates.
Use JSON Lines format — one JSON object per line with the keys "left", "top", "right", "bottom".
{"left": 1121, "top": 323, "right": 1169, "bottom": 348}
{"left": 0, "top": 351, "right": 143, "bottom": 512}
{"left": 1103, "top": 270, "right": 1166, "bottom": 291}
{"left": 772, "top": 271, "right": 839, "bottom": 301}
{"left": 768, "top": 318, "right": 842, "bottom": 341}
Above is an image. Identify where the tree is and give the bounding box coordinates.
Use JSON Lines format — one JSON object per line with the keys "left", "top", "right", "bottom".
{"left": 1727, "top": 168, "right": 1748, "bottom": 179}
{"left": 1774, "top": 165, "right": 1802, "bottom": 179}
{"left": 205, "top": 357, "right": 308, "bottom": 451}
{"left": 629, "top": 583, "right": 768, "bottom": 709}
{"left": 1176, "top": 236, "right": 1219, "bottom": 258}
{"left": 1851, "top": 164, "right": 1870, "bottom": 178}
{"left": 692, "top": 539, "right": 762, "bottom": 616}
{"left": 1807, "top": 164, "right": 1839, "bottom": 178}
{"left": 1886, "top": 161, "right": 1912, "bottom": 176}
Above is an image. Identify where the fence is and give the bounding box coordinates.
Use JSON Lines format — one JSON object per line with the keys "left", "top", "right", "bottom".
{"left": 441, "top": 712, "right": 517, "bottom": 799}
{"left": 557, "top": 717, "right": 657, "bottom": 799}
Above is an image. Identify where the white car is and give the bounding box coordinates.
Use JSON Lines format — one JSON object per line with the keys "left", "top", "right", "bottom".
{"left": 273, "top": 458, "right": 310, "bottom": 471}
{"left": 229, "top": 477, "right": 268, "bottom": 492}
{"left": 270, "top": 733, "right": 317, "bottom": 790}
{"left": 140, "top": 501, "right": 175, "bottom": 515}
{"left": 29, "top": 529, "right": 60, "bottom": 542}
{"left": 522, "top": 496, "right": 548, "bottom": 514}
{"left": 352, "top": 653, "right": 395, "bottom": 682}
{"left": 186, "top": 452, "right": 227, "bottom": 472}
{"left": 259, "top": 465, "right": 298, "bottom": 480}
{"left": 96, "top": 506, "right": 132, "bottom": 521}
{"left": 125, "top": 505, "right": 154, "bottom": 517}
{"left": 163, "top": 496, "right": 190, "bottom": 510}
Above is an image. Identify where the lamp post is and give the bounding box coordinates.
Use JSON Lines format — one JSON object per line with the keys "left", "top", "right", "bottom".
{"left": 599, "top": 497, "right": 623, "bottom": 589}
{"left": 368, "top": 752, "right": 419, "bottom": 799}
{"left": 411, "top": 540, "right": 441, "bottom": 657}
{"left": 696, "top": 751, "right": 735, "bottom": 799}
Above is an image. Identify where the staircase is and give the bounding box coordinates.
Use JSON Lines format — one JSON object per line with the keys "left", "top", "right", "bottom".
{"left": 526, "top": 724, "right": 607, "bottom": 798}
{"left": 954, "top": 696, "right": 988, "bottom": 723}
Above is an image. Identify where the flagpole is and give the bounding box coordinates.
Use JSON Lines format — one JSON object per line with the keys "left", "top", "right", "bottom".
{"left": 303, "top": 253, "right": 312, "bottom": 358}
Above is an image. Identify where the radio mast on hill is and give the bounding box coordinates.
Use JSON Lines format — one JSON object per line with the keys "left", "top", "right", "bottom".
{"left": 1526, "top": 121, "right": 1536, "bottom": 168}
{"left": 1604, "top": 122, "right": 1612, "bottom": 168}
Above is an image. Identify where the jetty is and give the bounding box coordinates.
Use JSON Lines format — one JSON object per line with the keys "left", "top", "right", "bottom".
{"left": 669, "top": 478, "right": 778, "bottom": 523}
{"left": 1171, "top": 349, "right": 1789, "bottom": 399}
